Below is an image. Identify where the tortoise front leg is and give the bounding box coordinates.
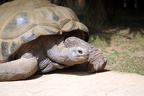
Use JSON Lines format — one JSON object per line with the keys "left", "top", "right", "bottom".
{"left": 64, "top": 37, "right": 107, "bottom": 73}
{"left": 0, "top": 53, "right": 38, "bottom": 81}
{"left": 38, "top": 58, "right": 65, "bottom": 73}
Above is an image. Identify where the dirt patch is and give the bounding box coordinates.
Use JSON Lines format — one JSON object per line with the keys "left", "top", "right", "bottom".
{"left": 0, "top": 71, "right": 144, "bottom": 96}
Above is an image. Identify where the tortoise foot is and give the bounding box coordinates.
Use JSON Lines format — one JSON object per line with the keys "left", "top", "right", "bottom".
{"left": 87, "top": 48, "right": 107, "bottom": 73}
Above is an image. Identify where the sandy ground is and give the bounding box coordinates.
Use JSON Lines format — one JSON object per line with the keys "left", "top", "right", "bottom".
{"left": 0, "top": 70, "right": 144, "bottom": 96}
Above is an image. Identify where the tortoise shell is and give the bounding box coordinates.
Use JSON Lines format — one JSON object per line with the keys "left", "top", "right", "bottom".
{"left": 0, "top": 0, "right": 89, "bottom": 61}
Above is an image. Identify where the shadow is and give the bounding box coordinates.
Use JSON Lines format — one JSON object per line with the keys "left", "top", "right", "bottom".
{"left": 48, "top": 68, "right": 110, "bottom": 77}
{"left": 88, "top": 19, "right": 144, "bottom": 45}
{"left": 89, "top": 9, "right": 144, "bottom": 44}
{"left": 45, "top": 64, "right": 110, "bottom": 76}
{"left": 28, "top": 64, "right": 111, "bottom": 80}
{"left": 28, "top": 74, "right": 43, "bottom": 80}
{"left": 88, "top": 27, "right": 117, "bottom": 45}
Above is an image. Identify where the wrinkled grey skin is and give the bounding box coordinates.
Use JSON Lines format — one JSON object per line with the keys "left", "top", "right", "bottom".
{"left": 0, "top": 34, "right": 107, "bottom": 81}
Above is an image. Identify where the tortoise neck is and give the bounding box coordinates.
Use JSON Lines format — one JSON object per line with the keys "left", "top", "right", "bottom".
{"left": 9, "top": 35, "right": 64, "bottom": 61}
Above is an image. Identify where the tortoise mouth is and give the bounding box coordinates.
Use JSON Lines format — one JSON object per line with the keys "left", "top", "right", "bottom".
{"left": 77, "top": 54, "right": 89, "bottom": 59}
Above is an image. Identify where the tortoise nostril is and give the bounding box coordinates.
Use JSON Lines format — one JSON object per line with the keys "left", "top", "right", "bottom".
{"left": 78, "top": 50, "right": 83, "bottom": 54}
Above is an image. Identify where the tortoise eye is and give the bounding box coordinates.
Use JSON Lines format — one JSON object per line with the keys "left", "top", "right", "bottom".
{"left": 78, "top": 50, "right": 83, "bottom": 54}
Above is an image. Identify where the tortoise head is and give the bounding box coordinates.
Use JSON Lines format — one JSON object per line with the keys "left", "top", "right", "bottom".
{"left": 47, "top": 45, "right": 89, "bottom": 66}
{"left": 66, "top": 47, "right": 89, "bottom": 64}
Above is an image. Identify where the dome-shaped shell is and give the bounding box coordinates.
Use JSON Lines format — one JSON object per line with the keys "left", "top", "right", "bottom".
{"left": 0, "top": 0, "right": 89, "bottom": 61}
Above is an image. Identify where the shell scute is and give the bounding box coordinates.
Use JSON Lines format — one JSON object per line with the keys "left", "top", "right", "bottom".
{"left": 4, "top": 12, "right": 28, "bottom": 33}
{"left": 0, "top": 0, "right": 89, "bottom": 61}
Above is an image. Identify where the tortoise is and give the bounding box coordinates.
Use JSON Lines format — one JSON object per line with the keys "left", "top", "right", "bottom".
{"left": 0, "top": 0, "right": 107, "bottom": 81}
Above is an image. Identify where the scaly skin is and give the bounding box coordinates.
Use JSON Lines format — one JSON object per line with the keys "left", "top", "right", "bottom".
{"left": 0, "top": 35, "right": 106, "bottom": 81}
{"left": 64, "top": 37, "right": 107, "bottom": 73}
{"left": 0, "top": 35, "right": 90, "bottom": 81}
{"left": 0, "top": 53, "right": 38, "bottom": 81}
